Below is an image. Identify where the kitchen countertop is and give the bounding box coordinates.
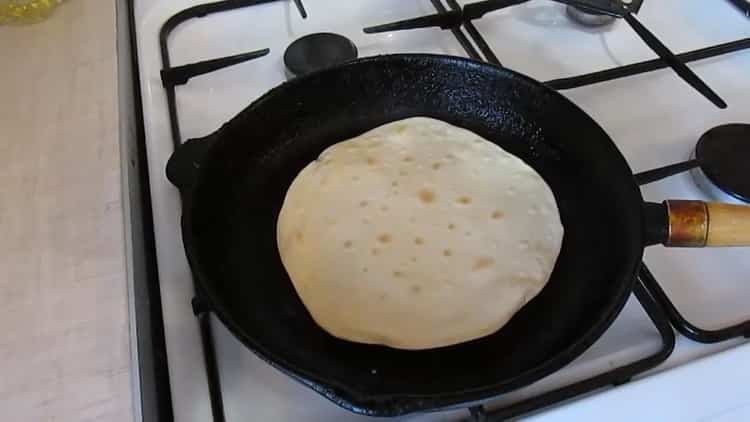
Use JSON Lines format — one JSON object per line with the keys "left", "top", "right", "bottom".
{"left": 0, "top": 1, "right": 134, "bottom": 421}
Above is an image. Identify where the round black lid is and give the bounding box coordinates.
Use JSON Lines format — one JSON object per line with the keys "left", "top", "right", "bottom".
{"left": 695, "top": 123, "right": 750, "bottom": 203}
{"left": 284, "top": 33, "right": 358, "bottom": 78}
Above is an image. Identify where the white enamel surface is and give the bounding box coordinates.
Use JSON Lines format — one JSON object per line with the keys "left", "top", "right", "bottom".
{"left": 134, "top": 1, "right": 750, "bottom": 421}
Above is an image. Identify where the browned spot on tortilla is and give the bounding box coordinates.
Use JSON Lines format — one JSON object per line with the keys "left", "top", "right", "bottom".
{"left": 457, "top": 196, "right": 472, "bottom": 205}
{"left": 443, "top": 249, "right": 453, "bottom": 257}
{"left": 418, "top": 189, "right": 436, "bottom": 204}
{"left": 377, "top": 233, "right": 392, "bottom": 243}
{"left": 492, "top": 210, "right": 505, "bottom": 219}
{"left": 295, "top": 231, "right": 304, "bottom": 243}
{"left": 431, "top": 162, "right": 442, "bottom": 170}
{"left": 403, "top": 156, "right": 414, "bottom": 162}
{"left": 359, "top": 200, "right": 369, "bottom": 207}
{"left": 414, "top": 237, "right": 424, "bottom": 245}
{"left": 473, "top": 256, "right": 496, "bottom": 271}
{"left": 344, "top": 240, "right": 353, "bottom": 248}
{"left": 410, "top": 284, "right": 422, "bottom": 294}
{"left": 367, "top": 157, "right": 377, "bottom": 165}
{"left": 448, "top": 223, "right": 456, "bottom": 230}
{"left": 371, "top": 248, "right": 380, "bottom": 256}
{"left": 393, "top": 270, "right": 403, "bottom": 278}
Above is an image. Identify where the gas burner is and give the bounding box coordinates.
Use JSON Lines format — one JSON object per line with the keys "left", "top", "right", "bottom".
{"left": 565, "top": 5, "right": 617, "bottom": 26}
{"left": 283, "top": 32, "right": 358, "bottom": 79}
{"left": 691, "top": 124, "right": 750, "bottom": 204}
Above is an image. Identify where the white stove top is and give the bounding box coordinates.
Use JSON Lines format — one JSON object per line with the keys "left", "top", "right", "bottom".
{"left": 133, "top": 1, "right": 750, "bottom": 421}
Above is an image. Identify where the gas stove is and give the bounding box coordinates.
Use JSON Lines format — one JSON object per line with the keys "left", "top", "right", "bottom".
{"left": 130, "top": 1, "right": 750, "bottom": 421}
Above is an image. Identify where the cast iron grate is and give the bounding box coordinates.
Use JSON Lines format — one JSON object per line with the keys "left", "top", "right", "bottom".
{"left": 362, "top": 0, "right": 731, "bottom": 108}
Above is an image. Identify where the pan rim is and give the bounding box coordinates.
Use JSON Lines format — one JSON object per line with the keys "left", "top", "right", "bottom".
{"left": 177, "top": 53, "right": 645, "bottom": 416}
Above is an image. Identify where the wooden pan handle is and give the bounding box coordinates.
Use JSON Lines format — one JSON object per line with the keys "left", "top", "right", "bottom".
{"left": 665, "top": 200, "right": 750, "bottom": 247}
{"left": 705, "top": 203, "right": 750, "bottom": 246}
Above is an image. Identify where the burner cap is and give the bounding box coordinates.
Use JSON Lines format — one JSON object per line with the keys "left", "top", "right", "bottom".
{"left": 565, "top": 5, "right": 616, "bottom": 27}
{"left": 284, "top": 33, "right": 358, "bottom": 79}
{"left": 693, "top": 124, "right": 750, "bottom": 203}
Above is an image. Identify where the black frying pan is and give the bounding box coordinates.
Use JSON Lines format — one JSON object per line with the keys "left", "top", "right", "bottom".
{"left": 166, "top": 54, "right": 750, "bottom": 416}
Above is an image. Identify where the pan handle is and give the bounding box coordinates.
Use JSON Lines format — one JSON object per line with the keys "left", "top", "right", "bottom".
{"left": 166, "top": 133, "right": 218, "bottom": 194}
{"left": 644, "top": 200, "right": 750, "bottom": 247}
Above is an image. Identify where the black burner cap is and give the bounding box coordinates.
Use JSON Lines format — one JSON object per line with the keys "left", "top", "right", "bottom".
{"left": 695, "top": 124, "right": 750, "bottom": 202}
{"left": 284, "top": 33, "right": 358, "bottom": 79}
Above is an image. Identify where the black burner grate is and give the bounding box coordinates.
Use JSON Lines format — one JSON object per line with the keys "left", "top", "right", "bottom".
{"left": 462, "top": 280, "right": 674, "bottom": 422}
{"left": 363, "top": 0, "right": 735, "bottom": 108}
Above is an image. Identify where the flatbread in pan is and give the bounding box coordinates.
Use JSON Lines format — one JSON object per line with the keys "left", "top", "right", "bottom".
{"left": 277, "top": 117, "right": 563, "bottom": 350}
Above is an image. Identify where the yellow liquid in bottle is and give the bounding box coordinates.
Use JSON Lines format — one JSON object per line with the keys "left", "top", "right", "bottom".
{"left": 0, "top": 0, "right": 62, "bottom": 25}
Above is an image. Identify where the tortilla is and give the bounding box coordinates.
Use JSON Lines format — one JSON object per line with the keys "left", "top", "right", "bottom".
{"left": 277, "top": 117, "right": 563, "bottom": 350}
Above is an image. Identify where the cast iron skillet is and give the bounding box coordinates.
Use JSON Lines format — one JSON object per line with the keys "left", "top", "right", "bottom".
{"left": 166, "top": 54, "right": 750, "bottom": 416}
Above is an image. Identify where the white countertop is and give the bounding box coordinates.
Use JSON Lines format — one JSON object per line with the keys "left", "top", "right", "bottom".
{"left": 0, "top": 1, "right": 134, "bottom": 421}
